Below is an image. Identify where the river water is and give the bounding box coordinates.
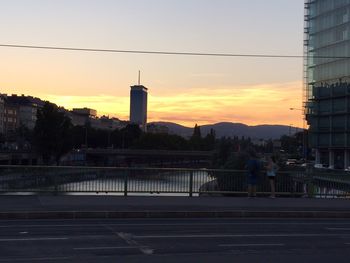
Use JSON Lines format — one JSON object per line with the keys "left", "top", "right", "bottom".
{"left": 60, "top": 171, "right": 214, "bottom": 196}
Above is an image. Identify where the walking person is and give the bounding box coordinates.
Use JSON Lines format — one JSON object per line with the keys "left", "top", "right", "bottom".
{"left": 246, "top": 149, "right": 261, "bottom": 198}
{"left": 266, "top": 156, "right": 277, "bottom": 198}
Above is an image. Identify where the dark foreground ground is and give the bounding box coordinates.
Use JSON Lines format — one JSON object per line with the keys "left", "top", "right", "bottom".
{"left": 0, "top": 218, "right": 350, "bottom": 262}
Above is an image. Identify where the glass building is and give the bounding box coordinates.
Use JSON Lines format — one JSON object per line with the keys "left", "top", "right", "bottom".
{"left": 130, "top": 85, "right": 148, "bottom": 131}
{"left": 305, "top": 0, "right": 350, "bottom": 169}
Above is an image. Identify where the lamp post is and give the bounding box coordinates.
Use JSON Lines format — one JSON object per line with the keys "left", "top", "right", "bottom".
{"left": 290, "top": 108, "right": 307, "bottom": 161}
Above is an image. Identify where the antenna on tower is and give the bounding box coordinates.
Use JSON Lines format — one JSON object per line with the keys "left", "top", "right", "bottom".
{"left": 138, "top": 70, "right": 141, "bottom": 85}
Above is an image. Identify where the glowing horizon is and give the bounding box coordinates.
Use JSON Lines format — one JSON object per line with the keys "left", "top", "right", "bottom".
{"left": 0, "top": 0, "right": 305, "bottom": 128}
{"left": 20, "top": 80, "right": 304, "bottom": 128}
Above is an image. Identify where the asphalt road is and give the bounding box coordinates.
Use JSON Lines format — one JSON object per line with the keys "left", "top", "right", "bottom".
{"left": 0, "top": 218, "right": 350, "bottom": 262}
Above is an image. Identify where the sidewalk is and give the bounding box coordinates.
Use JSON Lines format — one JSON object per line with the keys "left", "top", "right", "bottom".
{"left": 0, "top": 195, "right": 349, "bottom": 219}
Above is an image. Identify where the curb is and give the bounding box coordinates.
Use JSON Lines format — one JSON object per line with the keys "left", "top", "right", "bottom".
{"left": 1, "top": 210, "right": 350, "bottom": 219}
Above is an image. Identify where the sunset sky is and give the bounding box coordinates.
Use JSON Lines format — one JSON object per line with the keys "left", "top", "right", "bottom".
{"left": 0, "top": 0, "right": 305, "bottom": 127}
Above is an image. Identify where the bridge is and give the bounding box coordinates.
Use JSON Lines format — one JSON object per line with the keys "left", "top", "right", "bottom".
{"left": 0, "top": 165, "right": 349, "bottom": 197}
{"left": 63, "top": 149, "right": 214, "bottom": 167}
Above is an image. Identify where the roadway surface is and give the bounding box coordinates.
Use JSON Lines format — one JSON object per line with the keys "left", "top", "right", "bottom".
{"left": 0, "top": 218, "right": 349, "bottom": 262}
{"left": 1, "top": 195, "right": 350, "bottom": 219}
{"left": 1, "top": 195, "right": 350, "bottom": 212}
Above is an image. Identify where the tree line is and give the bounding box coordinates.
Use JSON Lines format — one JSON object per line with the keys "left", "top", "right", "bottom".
{"left": 1, "top": 102, "right": 305, "bottom": 166}
{"left": 33, "top": 103, "right": 218, "bottom": 164}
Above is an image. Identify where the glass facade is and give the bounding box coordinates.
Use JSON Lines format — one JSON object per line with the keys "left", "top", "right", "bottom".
{"left": 130, "top": 85, "right": 148, "bottom": 131}
{"left": 305, "top": 0, "right": 350, "bottom": 168}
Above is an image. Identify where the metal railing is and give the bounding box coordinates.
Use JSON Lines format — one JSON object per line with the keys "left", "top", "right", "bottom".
{"left": 0, "top": 165, "right": 349, "bottom": 198}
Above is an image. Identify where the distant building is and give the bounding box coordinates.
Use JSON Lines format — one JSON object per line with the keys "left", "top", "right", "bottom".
{"left": 251, "top": 139, "right": 267, "bottom": 147}
{"left": 130, "top": 85, "right": 148, "bottom": 131}
{"left": 69, "top": 108, "right": 127, "bottom": 131}
{"left": 3, "top": 103, "right": 18, "bottom": 134}
{"left": 90, "top": 116, "right": 124, "bottom": 130}
{"left": 0, "top": 94, "right": 130, "bottom": 139}
{"left": 72, "top": 108, "right": 97, "bottom": 117}
{"left": 18, "top": 104, "right": 37, "bottom": 130}
{"left": 70, "top": 108, "right": 97, "bottom": 126}
{"left": 147, "top": 123, "right": 169, "bottom": 134}
{"left": 304, "top": 0, "right": 350, "bottom": 169}
{"left": 0, "top": 97, "right": 4, "bottom": 134}
{"left": 1, "top": 94, "right": 45, "bottom": 132}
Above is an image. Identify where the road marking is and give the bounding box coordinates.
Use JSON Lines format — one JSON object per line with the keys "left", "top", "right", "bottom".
{"left": 1, "top": 222, "right": 350, "bottom": 228}
{"left": 219, "top": 243, "right": 285, "bottom": 247}
{"left": 117, "top": 232, "right": 154, "bottom": 255}
{"left": 134, "top": 233, "right": 350, "bottom": 239}
{"left": 73, "top": 246, "right": 139, "bottom": 250}
{"left": 0, "top": 237, "right": 68, "bottom": 242}
{"left": 0, "top": 257, "right": 72, "bottom": 262}
{"left": 326, "top": 228, "right": 350, "bottom": 231}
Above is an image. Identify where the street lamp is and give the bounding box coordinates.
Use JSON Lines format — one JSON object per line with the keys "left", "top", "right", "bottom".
{"left": 290, "top": 107, "right": 307, "bottom": 161}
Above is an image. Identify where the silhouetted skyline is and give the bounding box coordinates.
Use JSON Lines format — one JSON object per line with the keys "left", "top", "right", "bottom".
{"left": 0, "top": 0, "right": 304, "bottom": 127}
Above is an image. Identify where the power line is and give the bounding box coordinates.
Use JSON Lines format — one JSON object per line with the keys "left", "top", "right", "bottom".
{"left": 0, "top": 43, "right": 349, "bottom": 59}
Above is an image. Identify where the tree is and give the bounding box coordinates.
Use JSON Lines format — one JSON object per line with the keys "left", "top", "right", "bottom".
{"left": 71, "top": 125, "right": 86, "bottom": 149}
{"left": 120, "top": 124, "right": 142, "bottom": 148}
{"left": 212, "top": 137, "right": 233, "bottom": 168}
{"left": 15, "top": 125, "right": 33, "bottom": 150}
{"left": 280, "top": 135, "right": 299, "bottom": 157}
{"left": 190, "top": 124, "right": 202, "bottom": 150}
{"left": 192, "top": 124, "right": 201, "bottom": 138}
{"left": 203, "top": 128, "right": 216, "bottom": 150}
{"left": 34, "top": 102, "right": 72, "bottom": 164}
{"left": 132, "top": 133, "right": 189, "bottom": 150}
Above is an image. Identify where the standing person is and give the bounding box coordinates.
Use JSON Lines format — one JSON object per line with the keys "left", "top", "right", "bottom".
{"left": 246, "top": 149, "right": 261, "bottom": 198}
{"left": 266, "top": 156, "right": 277, "bottom": 198}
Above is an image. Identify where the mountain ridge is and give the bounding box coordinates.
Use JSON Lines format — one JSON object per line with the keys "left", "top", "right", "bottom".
{"left": 150, "top": 121, "right": 301, "bottom": 140}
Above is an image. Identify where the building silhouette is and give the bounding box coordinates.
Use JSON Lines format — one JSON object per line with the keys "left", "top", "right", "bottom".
{"left": 0, "top": 97, "right": 4, "bottom": 134}
{"left": 304, "top": 0, "right": 350, "bottom": 169}
{"left": 0, "top": 94, "right": 45, "bottom": 135}
{"left": 70, "top": 108, "right": 97, "bottom": 126}
{"left": 130, "top": 84, "right": 148, "bottom": 132}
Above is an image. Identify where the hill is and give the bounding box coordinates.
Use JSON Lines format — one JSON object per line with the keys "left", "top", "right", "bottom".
{"left": 150, "top": 122, "right": 301, "bottom": 140}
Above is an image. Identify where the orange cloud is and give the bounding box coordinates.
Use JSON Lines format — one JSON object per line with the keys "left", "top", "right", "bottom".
{"left": 41, "top": 81, "right": 303, "bottom": 127}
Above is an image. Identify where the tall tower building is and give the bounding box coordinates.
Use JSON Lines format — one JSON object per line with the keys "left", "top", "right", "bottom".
{"left": 304, "top": 0, "right": 350, "bottom": 169}
{"left": 129, "top": 73, "right": 148, "bottom": 131}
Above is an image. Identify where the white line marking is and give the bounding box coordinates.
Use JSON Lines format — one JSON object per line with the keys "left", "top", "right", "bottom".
{"left": 117, "top": 232, "right": 154, "bottom": 255}
{"left": 326, "top": 228, "right": 350, "bottom": 231}
{"left": 1, "top": 222, "right": 350, "bottom": 228}
{"left": 0, "top": 257, "right": 72, "bottom": 262}
{"left": 0, "top": 237, "right": 68, "bottom": 242}
{"left": 73, "top": 246, "right": 139, "bottom": 250}
{"left": 219, "top": 243, "right": 285, "bottom": 247}
{"left": 134, "top": 233, "right": 350, "bottom": 239}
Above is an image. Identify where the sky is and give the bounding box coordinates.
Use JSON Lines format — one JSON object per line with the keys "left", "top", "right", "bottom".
{"left": 0, "top": 0, "right": 305, "bottom": 127}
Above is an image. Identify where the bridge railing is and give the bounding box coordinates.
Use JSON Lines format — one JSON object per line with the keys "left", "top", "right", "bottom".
{"left": 0, "top": 165, "right": 349, "bottom": 197}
